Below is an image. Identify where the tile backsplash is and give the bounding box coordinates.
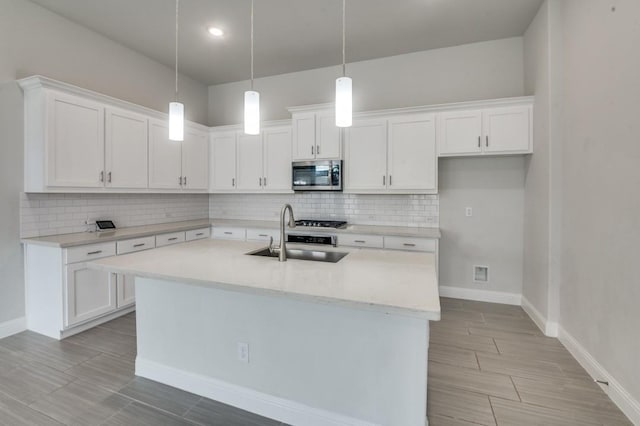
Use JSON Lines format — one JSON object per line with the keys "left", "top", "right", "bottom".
{"left": 209, "top": 193, "right": 439, "bottom": 228}
{"left": 20, "top": 193, "right": 209, "bottom": 238}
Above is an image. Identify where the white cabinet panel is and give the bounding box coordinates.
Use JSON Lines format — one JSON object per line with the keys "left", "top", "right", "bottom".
{"left": 246, "top": 228, "right": 280, "bottom": 244}
{"left": 46, "top": 92, "right": 105, "bottom": 187}
{"left": 182, "top": 127, "right": 209, "bottom": 189}
{"left": 210, "top": 131, "right": 237, "bottom": 191}
{"left": 185, "top": 228, "right": 211, "bottom": 241}
{"left": 316, "top": 110, "right": 341, "bottom": 159}
{"left": 105, "top": 108, "right": 148, "bottom": 189}
{"left": 156, "top": 232, "right": 186, "bottom": 247}
{"left": 116, "top": 274, "right": 136, "bottom": 308}
{"left": 117, "top": 236, "right": 155, "bottom": 255}
{"left": 149, "top": 119, "right": 182, "bottom": 189}
{"left": 338, "top": 234, "right": 384, "bottom": 249}
{"left": 65, "top": 242, "right": 116, "bottom": 264}
{"left": 483, "top": 106, "right": 531, "bottom": 154}
{"left": 437, "top": 110, "right": 483, "bottom": 156}
{"left": 344, "top": 118, "right": 387, "bottom": 191}
{"left": 383, "top": 236, "right": 437, "bottom": 252}
{"left": 212, "top": 227, "right": 246, "bottom": 240}
{"left": 236, "top": 133, "right": 263, "bottom": 190}
{"left": 65, "top": 264, "right": 116, "bottom": 327}
{"left": 263, "top": 127, "right": 292, "bottom": 191}
{"left": 292, "top": 112, "right": 316, "bottom": 160}
{"left": 388, "top": 114, "right": 437, "bottom": 192}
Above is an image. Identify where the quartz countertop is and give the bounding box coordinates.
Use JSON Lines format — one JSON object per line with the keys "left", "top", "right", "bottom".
{"left": 88, "top": 238, "right": 441, "bottom": 321}
{"left": 21, "top": 219, "right": 211, "bottom": 248}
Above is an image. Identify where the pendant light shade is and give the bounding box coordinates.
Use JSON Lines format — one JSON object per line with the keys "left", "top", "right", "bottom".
{"left": 335, "top": 76, "right": 352, "bottom": 127}
{"left": 244, "top": 90, "right": 260, "bottom": 135}
{"left": 335, "top": 0, "right": 351, "bottom": 128}
{"left": 169, "top": 102, "right": 184, "bottom": 141}
{"left": 244, "top": 0, "right": 260, "bottom": 135}
{"left": 169, "top": 0, "right": 184, "bottom": 141}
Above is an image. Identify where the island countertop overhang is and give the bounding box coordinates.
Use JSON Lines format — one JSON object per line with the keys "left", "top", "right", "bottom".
{"left": 88, "top": 239, "right": 441, "bottom": 321}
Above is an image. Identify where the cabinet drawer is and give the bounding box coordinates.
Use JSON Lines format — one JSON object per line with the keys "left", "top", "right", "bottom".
{"left": 156, "top": 232, "right": 186, "bottom": 247}
{"left": 117, "top": 236, "right": 156, "bottom": 255}
{"left": 212, "top": 227, "right": 246, "bottom": 241}
{"left": 384, "top": 236, "right": 436, "bottom": 252}
{"left": 246, "top": 228, "right": 280, "bottom": 243}
{"left": 339, "top": 234, "right": 384, "bottom": 249}
{"left": 65, "top": 242, "right": 116, "bottom": 264}
{"left": 186, "top": 227, "right": 211, "bottom": 241}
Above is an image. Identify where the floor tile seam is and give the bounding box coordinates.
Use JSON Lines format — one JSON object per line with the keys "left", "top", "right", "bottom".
{"left": 96, "top": 399, "right": 135, "bottom": 426}
{"left": 429, "top": 359, "right": 515, "bottom": 378}
{"left": 487, "top": 395, "right": 612, "bottom": 425}
{"left": 114, "top": 386, "right": 201, "bottom": 419}
{"left": 428, "top": 341, "right": 501, "bottom": 355}
{"left": 94, "top": 325, "right": 138, "bottom": 338}
{"left": 122, "top": 397, "right": 202, "bottom": 425}
{"left": 508, "top": 375, "right": 522, "bottom": 402}
{"left": 509, "top": 391, "right": 628, "bottom": 417}
{"left": 10, "top": 397, "right": 66, "bottom": 426}
{"left": 428, "top": 412, "right": 492, "bottom": 426}
{"left": 428, "top": 379, "right": 519, "bottom": 402}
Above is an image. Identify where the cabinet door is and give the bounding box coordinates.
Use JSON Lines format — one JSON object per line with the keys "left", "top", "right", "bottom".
{"left": 344, "top": 118, "right": 388, "bottom": 191}
{"left": 116, "top": 274, "right": 135, "bottom": 308}
{"left": 65, "top": 263, "right": 116, "bottom": 327}
{"left": 182, "top": 127, "right": 209, "bottom": 189}
{"left": 437, "top": 110, "right": 483, "bottom": 156}
{"left": 483, "top": 106, "right": 532, "bottom": 154}
{"left": 105, "top": 108, "right": 148, "bottom": 189}
{"left": 46, "top": 92, "right": 105, "bottom": 187}
{"left": 148, "top": 119, "right": 182, "bottom": 189}
{"left": 316, "top": 110, "right": 341, "bottom": 159}
{"left": 263, "top": 126, "right": 292, "bottom": 192}
{"left": 388, "top": 114, "right": 437, "bottom": 192}
{"left": 292, "top": 112, "right": 316, "bottom": 160}
{"left": 210, "top": 131, "right": 237, "bottom": 190}
{"left": 236, "top": 133, "right": 263, "bottom": 191}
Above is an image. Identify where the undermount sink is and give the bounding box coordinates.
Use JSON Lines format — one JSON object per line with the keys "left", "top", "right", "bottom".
{"left": 248, "top": 247, "right": 349, "bottom": 263}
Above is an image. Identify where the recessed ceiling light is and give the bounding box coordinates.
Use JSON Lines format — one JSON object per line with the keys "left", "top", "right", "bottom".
{"left": 208, "top": 27, "right": 224, "bottom": 37}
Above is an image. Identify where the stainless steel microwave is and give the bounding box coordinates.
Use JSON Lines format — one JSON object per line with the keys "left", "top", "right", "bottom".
{"left": 292, "top": 160, "right": 342, "bottom": 191}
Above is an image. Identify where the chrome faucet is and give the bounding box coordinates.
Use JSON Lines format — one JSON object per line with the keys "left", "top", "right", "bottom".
{"left": 270, "top": 204, "right": 296, "bottom": 261}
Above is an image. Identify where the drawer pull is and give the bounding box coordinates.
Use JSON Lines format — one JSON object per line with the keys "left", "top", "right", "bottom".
{"left": 168, "top": 237, "right": 178, "bottom": 241}
{"left": 196, "top": 233, "right": 204, "bottom": 236}
{"left": 354, "top": 240, "right": 366, "bottom": 243}
{"left": 259, "top": 234, "right": 269, "bottom": 237}
{"left": 224, "top": 231, "right": 233, "bottom": 235}
{"left": 133, "top": 243, "right": 145, "bottom": 248}
{"left": 87, "top": 250, "right": 102, "bottom": 255}
{"left": 403, "top": 243, "right": 416, "bottom": 247}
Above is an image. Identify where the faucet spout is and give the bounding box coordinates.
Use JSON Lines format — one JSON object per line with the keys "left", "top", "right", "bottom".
{"left": 277, "top": 204, "right": 296, "bottom": 261}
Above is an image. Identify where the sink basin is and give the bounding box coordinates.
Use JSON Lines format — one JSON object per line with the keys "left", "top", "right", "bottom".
{"left": 248, "top": 247, "right": 349, "bottom": 263}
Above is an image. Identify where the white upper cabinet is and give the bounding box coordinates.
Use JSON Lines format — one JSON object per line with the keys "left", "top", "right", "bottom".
{"left": 344, "top": 114, "right": 437, "bottom": 194}
{"left": 46, "top": 91, "right": 105, "bottom": 188}
{"left": 262, "top": 126, "right": 292, "bottom": 191}
{"left": 438, "top": 104, "right": 532, "bottom": 157}
{"left": 291, "top": 109, "right": 341, "bottom": 160}
{"left": 210, "top": 131, "right": 238, "bottom": 191}
{"left": 387, "top": 114, "right": 437, "bottom": 192}
{"left": 148, "top": 119, "right": 182, "bottom": 189}
{"left": 236, "top": 133, "right": 263, "bottom": 191}
{"left": 344, "top": 118, "right": 388, "bottom": 191}
{"left": 105, "top": 107, "right": 148, "bottom": 189}
{"left": 182, "top": 127, "right": 209, "bottom": 190}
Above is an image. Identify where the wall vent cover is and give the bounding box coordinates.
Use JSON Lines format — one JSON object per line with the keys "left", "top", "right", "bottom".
{"left": 473, "top": 265, "right": 489, "bottom": 283}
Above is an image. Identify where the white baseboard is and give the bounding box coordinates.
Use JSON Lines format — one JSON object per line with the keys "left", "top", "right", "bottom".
{"left": 136, "top": 358, "right": 377, "bottom": 426}
{"left": 520, "top": 297, "right": 558, "bottom": 337}
{"left": 558, "top": 327, "right": 640, "bottom": 425}
{"left": 438, "top": 286, "right": 521, "bottom": 306}
{"left": 0, "top": 316, "right": 26, "bottom": 339}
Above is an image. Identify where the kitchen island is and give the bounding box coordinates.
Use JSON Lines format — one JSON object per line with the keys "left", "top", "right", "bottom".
{"left": 89, "top": 238, "right": 440, "bottom": 426}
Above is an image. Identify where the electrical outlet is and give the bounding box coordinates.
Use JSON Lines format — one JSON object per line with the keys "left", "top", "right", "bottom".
{"left": 237, "top": 342, "right": 249, "bottom": 363}
{"left": 465, "top": 207, "right": 473, "bottom": 217}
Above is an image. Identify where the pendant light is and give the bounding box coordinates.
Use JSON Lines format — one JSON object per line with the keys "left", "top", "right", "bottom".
{"left": 335, "top": 0, "right": 352, "bottom": 127}
{"left": 169, "top": 0, "right": 184, "bottom": 141}
{"left": 244, "top": 0, "right": 260, "bottom": 135}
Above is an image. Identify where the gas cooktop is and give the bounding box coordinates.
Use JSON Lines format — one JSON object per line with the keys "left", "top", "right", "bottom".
{"left": 294, "top": 220, "right": 347, "bottom": 229}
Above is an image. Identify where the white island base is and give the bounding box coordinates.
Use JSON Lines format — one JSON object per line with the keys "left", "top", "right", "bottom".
{"left": 135, "top": 277, "right": 430, "bottom": 426}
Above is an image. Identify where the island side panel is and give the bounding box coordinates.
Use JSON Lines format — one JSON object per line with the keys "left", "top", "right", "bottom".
{"left": 134, "top": 277, "right": 429, "bottom": 426}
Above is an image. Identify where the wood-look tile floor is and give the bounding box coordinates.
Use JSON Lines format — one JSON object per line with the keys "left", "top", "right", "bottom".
{"left": 0, "top": 299, "right": 632, "bottom": 425}
{"left": 428, "top": 298, "right": 632, "bottom": 426}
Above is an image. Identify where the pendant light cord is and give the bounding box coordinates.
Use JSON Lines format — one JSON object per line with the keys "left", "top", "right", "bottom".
{"left": 175, "top": 0, "right": 179, "bottom": 101}
{"left": 342, "top": 0, "right": 346, "bottom": 77}
{"left": 250, "top": 0, "right": 255, "bottom": 90}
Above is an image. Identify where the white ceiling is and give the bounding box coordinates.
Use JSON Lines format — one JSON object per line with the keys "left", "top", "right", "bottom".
{"left": 29, "top": 0, "right": 543, "bottom": 86}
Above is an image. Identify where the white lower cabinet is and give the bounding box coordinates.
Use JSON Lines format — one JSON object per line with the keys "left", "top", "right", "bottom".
{"left": 65, "top": 263, "right": 117, "bottom": 327}
{"left": 212, "top": 227, "right": 246, "bottom": 240}
{"left": 117, "top": 274, "right": 136, "bottom": 308}
{"left": 246, "top": 228, "right": 280, "bottom": 244}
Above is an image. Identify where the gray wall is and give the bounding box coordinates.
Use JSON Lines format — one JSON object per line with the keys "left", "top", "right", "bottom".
{"left": 0, "top": 0, "right": 209, "bottom": 325}
{"left": 209, "top": 38, "right": 527, "bottom": 296}
{"left": 558, "top": 0, "right": 640, "bottom": 403}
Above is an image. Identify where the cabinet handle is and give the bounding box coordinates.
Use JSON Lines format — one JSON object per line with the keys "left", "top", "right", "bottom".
{"left": 168, "top": 237, "right": 178, "bottom": 241}
{"left": 311, "top": 146, "right": 314, "bottom": 155}
{"left": 383, "top": 175, "right": 386, "bottom": 185}
{"left": 224, "top": 231, "right": 233, "bottom": 235}
{"left": 100, "top": 171, "right": 104, "bottom": 182}
{"left": 354, "top": 240, "right": 366, "bottom": 243}
{"left": 486, "top": 136, "right": 489, "bottom": 147}
{"left": 232, "top": 178, "right": 235, "bottom": 187}
{"left": 87, "top": 250, "right": 102, "bottom": 255}
{"left": 259, "top": 177, "right": 262, "bottom": 186}
{"left": 108, "top": 172, "right": 112, "bottom": 183}
{"left": 389, "top": 175, "right": 392, "bottom": 186}
{"left": 403, "top": 243, "right": 416, "bottom": 247}
{"left": 316, "top": 145, "right": 320, "bottom": 155}
{"left": 179, "top": 176, "right": 183, "bottom": 185}
{"left": 196, "top": 232, "right": 204, "bottom": 236}
{"left": 263, "top": 177, "right": 267, "bottom": 186}
{"left": 259, "top": 234, "right": 268, "bottom": 237}
{"left": 478, "top": 136, "right": 481, "bottom": 148}
{"left": 133, "top": 243, "right": 145, "bottom": 248}
{"left": 183, "top": 176, "right": 187, "bottom": 186}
